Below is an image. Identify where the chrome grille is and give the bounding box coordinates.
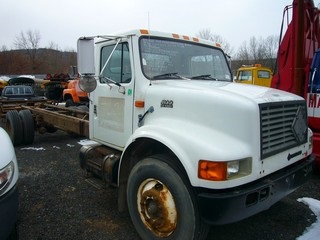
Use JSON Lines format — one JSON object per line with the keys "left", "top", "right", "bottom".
{"left": 260, "top": 101, "right": 307, "bottom": 159}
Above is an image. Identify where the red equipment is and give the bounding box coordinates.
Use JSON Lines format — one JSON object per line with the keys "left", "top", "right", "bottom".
{"left": 271, "top": 0, "right": 320, "bottom": 165}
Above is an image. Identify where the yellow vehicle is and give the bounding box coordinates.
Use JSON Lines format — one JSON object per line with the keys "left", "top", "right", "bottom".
{"left": 235, "top": 64, "right": 273, "bottom": 87}
{"left": 0, "top": 79, "right": 8, "bottom": 95}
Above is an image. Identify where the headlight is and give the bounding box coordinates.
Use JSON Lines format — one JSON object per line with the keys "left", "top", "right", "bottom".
{"left": 0, "top": 161, "right": 15, "bottom": 195}
{"left": 227, "top": 161, "right": 240, "bottom": 176}
{"left": 198, "top": 158, "right": 252, "bottom": 181}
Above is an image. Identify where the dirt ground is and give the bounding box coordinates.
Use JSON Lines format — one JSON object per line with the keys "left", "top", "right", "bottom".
{"left": 15, "top": 130, "right": 320, "bottom": 240}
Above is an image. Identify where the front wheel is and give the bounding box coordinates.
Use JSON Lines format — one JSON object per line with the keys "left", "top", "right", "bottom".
{"left": 127, "top": 155, "right": 209, "bottom": 240}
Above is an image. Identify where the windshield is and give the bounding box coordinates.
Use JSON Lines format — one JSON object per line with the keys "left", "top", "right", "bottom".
{"left": 139, "top": 37, "right": 232, "bottom": 81}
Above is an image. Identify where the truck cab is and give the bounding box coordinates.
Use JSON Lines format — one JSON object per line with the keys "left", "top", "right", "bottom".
{"left": 235, "top": 64, "right": 273, "bottom": 87}
{"left": 77, "top": 29, "right": 314, "bottom": 240}
{"left": 1, "top": 85, "right": 46, "bottom": 101}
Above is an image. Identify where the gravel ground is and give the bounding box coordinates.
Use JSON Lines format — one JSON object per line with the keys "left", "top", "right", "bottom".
{"left": 16, "top": 131, "right": 140, "bottom": 240}
{"left": 14, "top": 130, "right": 320, "bottom": 240}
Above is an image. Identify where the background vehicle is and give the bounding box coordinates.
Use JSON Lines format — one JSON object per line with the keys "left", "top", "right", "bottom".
{"left": 76, "top": 29, "right": 313, "bottom": 240}
{"left": 0, "top": 127, "right": 19, "bottom": 240}
{"left": 270, "top": 0, "right": 320, "bottom": 167}
{"left": 8, "top": 77, "right": 34, "bottom": 86}
{"left": 235, "top": 64, "right": 273, "bottom": 87}
{"left": 63, "top": 79, "right": 88, "bottom": 107}
{"left": 0, "top": 79, "right": 8, "bottom": 95}
{"left": 1, "top": 85, "right": 46, "bottom": 101}
{"left": 44, "top": 68, "right": 78, "bottom": 102}
{"left": 43, "top": 74, "right": 69, "bottom": 102}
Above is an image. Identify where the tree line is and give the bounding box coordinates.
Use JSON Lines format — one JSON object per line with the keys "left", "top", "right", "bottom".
{"left": 0, "top": 29, "right": 279, "bottom": 76}
{"left": 0, "top": 30, "right": 76, "bottom": 75}
{"left": 196, "top": 29, "right": 279, "bottom": 74}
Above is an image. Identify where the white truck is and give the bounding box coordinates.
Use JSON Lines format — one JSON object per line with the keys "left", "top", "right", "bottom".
{"left": 77, "top": 29, "right": 314, "bottom": 240}
{"left": 0, "top": 127, "right": 19, "bottom": 239}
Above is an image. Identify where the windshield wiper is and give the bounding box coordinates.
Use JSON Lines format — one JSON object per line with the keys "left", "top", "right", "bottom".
{"left": 191, "top": 74, "right": 218, "bottom": 80}
{"left": 151, "top": 72, "right": 183, "bottom": 80}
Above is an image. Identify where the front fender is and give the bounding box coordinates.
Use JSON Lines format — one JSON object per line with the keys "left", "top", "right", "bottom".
{"left": 122, "top": 120, "right": 252, "bottom": 188}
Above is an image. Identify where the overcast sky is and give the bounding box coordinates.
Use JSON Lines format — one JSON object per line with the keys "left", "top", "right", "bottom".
{"left": 1, "top": 0, "right": 320, "bottom": 54}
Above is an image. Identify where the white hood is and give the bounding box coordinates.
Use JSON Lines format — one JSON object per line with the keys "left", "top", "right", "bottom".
{"left": 152, "top": 80, "right": 303, "bottom": 104}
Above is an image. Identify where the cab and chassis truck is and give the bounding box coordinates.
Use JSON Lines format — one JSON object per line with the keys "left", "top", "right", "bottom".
{"left": 0, "top": 29, "right": 314, "bottom": 240}
{"left": 75, "top": 29, "right": 314, "bottom": 240}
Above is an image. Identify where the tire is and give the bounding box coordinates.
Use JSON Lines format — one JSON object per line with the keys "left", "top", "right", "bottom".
{"left": 127, "top": 155, "right": 209, "bottom": 240}
{"left": 5, "top": 110, "right": 23, "bottom": 146}
{"left": 65, "top": 99, "right": 74, "bottom": 107}
{"left": 19, "top": 110, "right": 35, "bottom": 145}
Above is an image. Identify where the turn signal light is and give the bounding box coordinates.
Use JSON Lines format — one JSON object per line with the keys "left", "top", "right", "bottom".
{"left": 198, "top": 160, "right": 227, "bottom": 181}
{"left": 135, "top": 100, "right": 145, "bottom": 108}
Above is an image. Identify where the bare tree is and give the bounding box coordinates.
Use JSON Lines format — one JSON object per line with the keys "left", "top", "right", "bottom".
{"left": 248, "top": 37, "right": 259, "bottom": 60}
{"left": 237, "top": 42, "right": 250, "bottom": 62}
{"left": 197, "top": 28, "right": 233, "bottom": 56}
{"left": 1, "top": 45, "right": 8, "bottom": 52}
{"left": 236, "top": 35, "right": 278, "bottom": 68}
{"left": 197, "top": 29, "right": 213, "bottom": 41}
{"left": 47, "top": 41, "right": 60, "bottom": 51}
{"left": 263, "top": 35, "right": 279, "bottom": 60}
{"left": 14, "top": 29, "right": 41, "bottom": 71}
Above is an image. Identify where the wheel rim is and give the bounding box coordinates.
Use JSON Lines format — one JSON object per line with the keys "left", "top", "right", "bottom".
{"left": 137, "top": 178, "right": 177, "bottom": 237}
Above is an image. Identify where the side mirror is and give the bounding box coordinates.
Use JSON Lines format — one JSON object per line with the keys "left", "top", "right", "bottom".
{"left": 77, "top": 37, "right": 97, "bottom": 93}
{"left": 79, "top": 75, "right": 97, "bottom": 93}
{"left": 77, "top": 37, "right": 95, "bottom": 75}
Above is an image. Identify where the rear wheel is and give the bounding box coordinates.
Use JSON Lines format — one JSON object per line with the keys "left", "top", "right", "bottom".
{"left": 127, "top": 155, "right": 209, "bottom": 240}
{"left": 19, "top": 109, "right": 35, "bottom": 145}
{"left": 5, "top": 110, "right": 23, "bottom": 146}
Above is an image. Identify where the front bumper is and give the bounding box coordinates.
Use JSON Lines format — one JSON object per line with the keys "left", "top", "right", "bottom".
{"left": 0, "top": 185, "right": 19, "bottom": 239}
{"left": 197, "top": 155, "right": 315, "bottom": 225}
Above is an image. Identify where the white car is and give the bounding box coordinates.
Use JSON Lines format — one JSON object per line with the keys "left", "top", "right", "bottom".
{"left": 0, "top": 127, "right": 19, "bottom": 239}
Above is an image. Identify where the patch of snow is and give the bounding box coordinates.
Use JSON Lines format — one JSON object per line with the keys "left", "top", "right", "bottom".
{"left": 53, "top": 146, "right": 61, "bottom": 149}
{"left": 297, "top": 197, "right": 320, "bottom": 240}
{"left": 18, "top": 75, "right": 35, "bottom": 79}
{"left": 67, "top": 144, "right": 75, "bottom": 147}
{"left": 20, "top": 147, "right": 46, "bottom": 151}
{"left": 78, "top": 139, "right": 100, "bottom": 146}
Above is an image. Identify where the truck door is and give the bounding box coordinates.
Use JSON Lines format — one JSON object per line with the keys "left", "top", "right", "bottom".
{"left": 91, "top": 41, "right": 134, "bottom": 148}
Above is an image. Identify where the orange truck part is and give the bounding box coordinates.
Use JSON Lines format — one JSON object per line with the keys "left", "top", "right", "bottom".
{"left": 63, "top": 79, "right": 88, "bottom": 106}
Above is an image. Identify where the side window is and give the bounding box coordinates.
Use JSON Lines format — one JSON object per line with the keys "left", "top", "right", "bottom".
{"left": 100, "top": 43, "right": 132, "bottom": 84}
{"left": 238, "top": 70, "right": 252, "bottom": 81}
{"left": 5, "top": 88, "right": 13, "bottom": 95}
{"left": 13, "top": 87, "right": 19, "bottom": 94}
{"left": 257, "top": 70, "right": 270, "bottom": 79}
{"left": 25, "top": 87, "right": 32, "bottom": 94}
